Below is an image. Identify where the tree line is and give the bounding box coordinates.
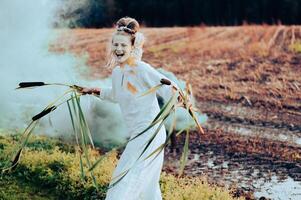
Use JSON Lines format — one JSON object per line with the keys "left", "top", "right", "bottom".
{"left": 70, "top": 0, "right": 301, "bottom": 27}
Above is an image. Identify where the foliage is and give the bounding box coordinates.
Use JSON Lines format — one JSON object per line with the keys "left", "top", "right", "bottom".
{"left": 160, "top": 173, "right": 243, "bottom": 200}
{"left": 0, "top": 135, "right": 243, "bottom": 200}
{"left": 4, "top": 82, "right": 103, "bottom": 183}
{"left": 62, "top": 0, "right": 301, "bottom": 27}
{"left": 10, "top": 78, "right": 205, "bottom": 190}
{"left": 290, "top": 41, "right": 301, "bottom": 53}
{"left": 0, "top": 135, "right": 117, "bottom": 199}
{"left": 0, "top": 175, "right": 57, "bottom": 200}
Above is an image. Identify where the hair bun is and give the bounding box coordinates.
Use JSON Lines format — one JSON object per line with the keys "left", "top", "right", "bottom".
{"left": 114, "top": 17, "right": 144, "bottom": 60}
{"left": 126, "top": 21, "right": 136, "bottom": 31}
{"left": 116, "top": 17, "right": 139, "bottom": 33}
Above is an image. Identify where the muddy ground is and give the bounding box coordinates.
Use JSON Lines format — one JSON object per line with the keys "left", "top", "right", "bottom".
{"left": 52, "top": 26, "right": 301, "bottom": 199}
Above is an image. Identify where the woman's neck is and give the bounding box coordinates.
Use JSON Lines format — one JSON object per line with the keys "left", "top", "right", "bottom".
{"left": 120, "top": 57, "right": 136, "bottom": 68}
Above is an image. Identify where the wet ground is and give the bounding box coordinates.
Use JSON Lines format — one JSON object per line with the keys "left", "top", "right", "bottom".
{"left": 164, "top": 136, "right": 300, "bottom": 200}
{"left": 163, "top": 101, "right": 301, "bottom": 200}
{"left": 52, "top": 26, "right": 301, "bottom": 200}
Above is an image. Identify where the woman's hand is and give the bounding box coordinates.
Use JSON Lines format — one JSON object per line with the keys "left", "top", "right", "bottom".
{"left": 80, "top": 87, "right": 101, "bottom": 95}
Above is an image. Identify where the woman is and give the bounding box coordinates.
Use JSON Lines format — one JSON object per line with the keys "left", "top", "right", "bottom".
{"left": 82, "top": 17, "right": 179, "bottom": 200}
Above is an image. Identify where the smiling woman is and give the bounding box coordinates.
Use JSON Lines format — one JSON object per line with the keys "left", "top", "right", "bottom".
{"left": 81, "top": 17, "right": 180, "bottom": 200}
{"left": 111, "top": 35, "right": 132, "bottom": 63}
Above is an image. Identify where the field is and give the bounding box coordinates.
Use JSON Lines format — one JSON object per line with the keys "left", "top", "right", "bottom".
{"left": 52, "top": 26, "right": 301, "bottom": 151}
{"left": 0, "top": 134, "right": 243, "bottom": 200}
{"left": 1, "top": 26, "right": 299, "bottom": 199}
{"left": 53, "top": 26, "right": 300, "bottom": 108}
{"left": 51, "top": 25, "right": 301, "bottom": 199}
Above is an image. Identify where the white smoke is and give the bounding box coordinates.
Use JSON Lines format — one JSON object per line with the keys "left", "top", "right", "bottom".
{"left": 0, "top": 0, "right": 206, "bottom": 148}
{"left": 0, "top": 0, "right": 77, "bottom": 126}
{"left": 54, "top": 0, "right": 90, "bottom": 27}
{"left": 0, "top": 0, "right": 128, "bottom": 146}
{"left": 158, "top": 68, "right": 208, "bottom": 130}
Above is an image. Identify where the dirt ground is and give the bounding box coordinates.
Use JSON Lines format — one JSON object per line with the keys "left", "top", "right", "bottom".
{"left": 52, "top": 25, "right": 301, "bottom": 111}
{"left": 51, "top": 24, "right": 301, "bottom": 150}
{"left": 51, "top": 26, "right": 301, "bottom": 199}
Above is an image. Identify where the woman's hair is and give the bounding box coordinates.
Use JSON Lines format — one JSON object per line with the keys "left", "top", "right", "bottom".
{"left": 115, "top": 17, "right": 140, "bottom": 45}
{"left": 105, "top": 17, "right": 145, "bottom": 68}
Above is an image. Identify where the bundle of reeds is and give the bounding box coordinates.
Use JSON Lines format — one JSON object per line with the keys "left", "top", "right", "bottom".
{"left": 109, "top": 78, "right": 206, "bottom": 186}
{"left": 2, "top": 78, "right": 205, "bottom": 191}
{"left": 2, "top": 81, "right": 102, "bottom": 189}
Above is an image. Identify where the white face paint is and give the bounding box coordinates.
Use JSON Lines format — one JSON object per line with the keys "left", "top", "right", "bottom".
{"left": 111, "top": 34, "right": 133, "bottom": 65}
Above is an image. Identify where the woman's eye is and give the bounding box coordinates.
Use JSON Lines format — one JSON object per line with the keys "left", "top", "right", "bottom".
{"left": 121, "top": 44, "right": 127, "bottom": 47}
{"left": 114, "top": 43, "right": 118, "bottom": 47}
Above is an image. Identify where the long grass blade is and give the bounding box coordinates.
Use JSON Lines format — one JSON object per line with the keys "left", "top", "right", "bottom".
{"left": 87, "top": 142, "right": 129, "bottom": 172}
{"left": 2, "top": 120, "right": 38, "bottom": 172}
{"left": 130, "top": 93, "right": 178, "bottom": 141}
{"left": 182, "top": 83, "right": 204, "bottom": 135}
{"left": 179, "top": 129, "right": 190, "bottom": 177}
{"left": 74, "top": 95, "right": 89, "bottom": 157}
{"left": 10, "top": 148, "right": 23, "bottom": 170}
{"left": 175, "top": 127, "right": 186, "bottom": 137}
{"left": 142, "top": 123, "right": 182, "bottom": 171}
{"left": 68, "top": 98, "right": 85, "bottom": 180}
{"left": 4, "top": 88, "right": 77, "bottom": 172}
{"left": 143, "top": 143, "right": 165, "bottom": 162}
{"left": 188, "top": 107, "right": 205, "bottom": 134}
{"left": 109, "top": 169, "right": 130, "bottom": 189}
{"left": 73, "top": 93, "right": 98, "bottom": 190}
{"left": 143, "top": 111, "right": 178, "bottom": 164}
{"left": 67, "top": 100, "right": 79, "bottom": 146}
{"left": 152, "top": 93, "right": 178, "bottom": 124}
{"left": 88, "top": 155, "right": 105, "bottom": 172}
{"left": 45, "top": 89, "right": 73, "bottom": 109}
{"left": 79, "top": 153, "right": 85, "bottom": 180}
{"left": 138, "top": 115, "right": 169, "bottom": 160}
{"left": 121, "top": 103, "right": 177, "bottom": 170}
{"left": 75, "top": 93, "right": 95, "bottom": 148}
{"left": 138, "top": 84, "right": 162, "bottom": 97}
{"left": 168, "top": 109, "right": 176, "bottom": 135}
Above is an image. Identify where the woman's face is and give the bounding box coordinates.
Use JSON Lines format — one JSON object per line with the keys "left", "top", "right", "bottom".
{"left": 111, "top": 34, "right": 133, "bottom": 64}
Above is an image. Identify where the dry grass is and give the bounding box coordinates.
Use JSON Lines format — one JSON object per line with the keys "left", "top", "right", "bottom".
{"left": 50, "top": 25, "right": 301, "bottom": 111}
{"left": 0, "top": 135, "right": 243, "bottom": 200}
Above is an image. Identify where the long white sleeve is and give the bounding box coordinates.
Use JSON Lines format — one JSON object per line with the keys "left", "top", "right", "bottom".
{"left": 141, "top": 63, "right": 179, "bottom": 103}
{"left": 98, "top": 87, "right": 117, "bottom": 103}
{"left": 97, "top": 68, "right": 119, "bottom": 103}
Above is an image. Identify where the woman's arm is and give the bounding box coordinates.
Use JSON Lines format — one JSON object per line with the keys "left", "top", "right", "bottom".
{"left": 81, "top": 80, "right": 117, "bottom": 103}
{"left": 93, "top": 69, "right": 117, "bottom": 103}
{"left": 141, "top": 63, "right": 179, "bottom": 103}
{"left": 98, "top": 87, "right": 117, "bottom": 103}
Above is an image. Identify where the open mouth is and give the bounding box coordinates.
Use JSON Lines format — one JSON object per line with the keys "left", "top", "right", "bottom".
{"left": 115, "top": 52, "right": 125, "bottom": 59}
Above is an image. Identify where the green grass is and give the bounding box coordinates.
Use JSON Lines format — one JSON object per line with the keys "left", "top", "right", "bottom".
{"left": 0, "top": 134, "right": 243, "bottom": 200}
{"left": 289, "top": 41, "right": 301, "bottom": 53}
{"left": 0, "top": 176, "right": 57, "bottom": 200}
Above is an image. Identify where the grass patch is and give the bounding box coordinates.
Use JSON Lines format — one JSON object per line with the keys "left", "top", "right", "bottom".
{"left": 0, "top": 175, "right": 57, "bottom": 200}
{"left": 161, "top": 174, "right": 241, "bottom": 200}
{"left": 289, "top": 41, "right": 301, "bottom": 53}
{"left": 0, "top": 134, "right": 243, "bottom": 200}
{"left": 148, "top": 41, "right": 186, "bottom": 56}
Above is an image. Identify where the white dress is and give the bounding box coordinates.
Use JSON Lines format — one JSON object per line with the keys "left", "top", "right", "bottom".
{"left": 100, "top": 60, "right": 177, "bottom": 200}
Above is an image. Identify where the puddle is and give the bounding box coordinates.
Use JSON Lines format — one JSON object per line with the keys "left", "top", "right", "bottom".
{"left": 204, "top": 120, "right": 301, "bottom": 146}
{"left": 163, "top": 101, "right": 301, "bottom": 199}
{"left": 164, "top": 145, "right": 301, "bottom": 200}
{"left": 254, "top": 176, "right": 301, "bottom": 200}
